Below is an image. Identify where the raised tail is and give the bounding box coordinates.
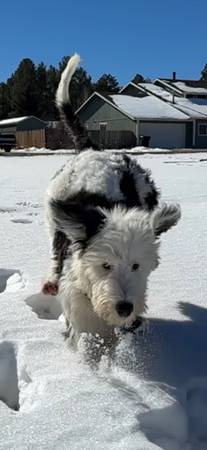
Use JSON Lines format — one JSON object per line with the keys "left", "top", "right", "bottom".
{"left": 56, "top": 53, "right": 96, "bottom": 151}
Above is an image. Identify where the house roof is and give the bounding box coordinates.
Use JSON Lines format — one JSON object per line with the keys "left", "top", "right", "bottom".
{"left": 119, "top": 82, "right": 148, "bottom": 96}
{"left": 110, "top": 94, "right": 189, "bottom": 120}
{"left": 122, "top": 83, "right": 207, "bottom": 119}
{"left": 155, "top": 79, "right": 207, "bottom": 96}
{"left": 0, "top": 116, "right": 46, "bottom": 127}
{"left": 77, "top": 91, "right": 189, "bottom": 121}
{"left": 173, "top": 97, "right": 207, "bottom": 119}
{"left": 76, "top": 91, "right": 136, "bottom": 121}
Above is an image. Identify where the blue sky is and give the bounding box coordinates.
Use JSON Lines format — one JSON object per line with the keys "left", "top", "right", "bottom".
{"left": 1, "top": 0, "right": 206, "bottom": 85}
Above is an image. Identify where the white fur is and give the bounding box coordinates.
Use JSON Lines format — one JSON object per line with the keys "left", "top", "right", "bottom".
{"left": 56, "top": 53, "right": 80, "bottom": 107}
{"left": 45, "top": 54, "right": 181, "bottom": 348}
{"left": 56, "top": 204, "right": 180, "bottom": 347}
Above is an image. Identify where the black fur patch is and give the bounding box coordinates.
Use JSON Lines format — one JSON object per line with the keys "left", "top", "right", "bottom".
{"left": 120, "top": 171, "right": 141, "bottom": 207}
{"left": 53, "top": 231, "right": 70, "bottom": 274}
{"left": 50, "top": 198, "right": 105, "bottom": 244}
{"left": 144, "top": 189, "right": 158, "bottom": 211}
{"left": 69, "top": 190, "right": 112, "bottom": 209}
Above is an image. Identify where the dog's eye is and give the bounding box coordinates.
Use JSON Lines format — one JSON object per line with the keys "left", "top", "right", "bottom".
{"left": 132, "top": 263, "right": 139, "bottom": 271}
{"left": 102, "top": 262, "right": 111, "bottom": 270}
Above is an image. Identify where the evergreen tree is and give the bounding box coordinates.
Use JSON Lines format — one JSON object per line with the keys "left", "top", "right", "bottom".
{"left": 94, "top": 74, "right": 120, "bottom": 93}
{"left": 10, "top": 58, "right": 38, "bottom": 117}
{"left": 36, "top": 62, "right": 48, "bottom": 119}
{"left": 200, "top": 64, "right": 207, "bottom": 81}
{"left": 46, "top": 65, "right": 59, "bottom": 120}
{"left": 0, "top": 83, "right": 11, "bottom": 119}
{"left": 131, "top": 73, "right": 144, "bottom": 84}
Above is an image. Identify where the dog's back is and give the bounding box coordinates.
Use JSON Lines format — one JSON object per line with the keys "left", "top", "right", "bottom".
{"left": 51, "top": 54, "right": 159, "bottom": 211}
{"left": 43, "top": 54, "right": 159, "bottom": 296}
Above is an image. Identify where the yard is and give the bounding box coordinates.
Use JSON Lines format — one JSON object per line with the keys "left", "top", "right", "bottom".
{"left": 0, "top": 151, "right": 207, "bottom": 450}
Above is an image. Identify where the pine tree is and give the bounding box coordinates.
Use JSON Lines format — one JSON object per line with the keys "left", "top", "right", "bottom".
{"left": 200, "top": 64, "right": 207, "bottom": 81}
{"left": 10, "top": 58, "right": 38, "bottom": 117}
{"left": 0, "top": 83, "right": 11, "bottom": 119}
{"left": 36, "top": 62, "right": 48, "bottom": 119}
{"left": 131, "top": 73, "right": 144, "bottom": 84}
{"left": 46, "top": 65, "right": 59, "bottom": 120}
{"left": 94, "top": 74, "right": 120, "bottom": 93}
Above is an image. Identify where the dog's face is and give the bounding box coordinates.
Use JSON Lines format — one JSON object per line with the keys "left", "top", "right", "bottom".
{"left": 51, "top": 201, "right": 181, "bottom": 327}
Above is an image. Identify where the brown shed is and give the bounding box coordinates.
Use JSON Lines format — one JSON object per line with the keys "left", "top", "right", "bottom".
{"left": 0, "top": 116, "right": 46, "bottom": 150}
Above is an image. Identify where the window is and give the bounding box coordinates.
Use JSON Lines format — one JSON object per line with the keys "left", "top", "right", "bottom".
{"left": 198, "top": 124, "right": 207, "bottom": 136}
{"left": 99, "top": 122, "right": 107, "bottom": 131}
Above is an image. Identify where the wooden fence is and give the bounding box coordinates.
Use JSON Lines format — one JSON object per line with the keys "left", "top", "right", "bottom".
{"left": 16, "top": 129, "right": 46, "bottom": 148}
{"left": 88, "top": 130, "right": 136, "bottom": 149}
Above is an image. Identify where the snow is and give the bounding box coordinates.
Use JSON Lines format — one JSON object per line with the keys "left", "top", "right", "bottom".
{"left": 173, "top": 82, "right": 207, "bottom": 95}
{"left": 173, "top": 97, "right": 207, "bottom": 119}
{"left": 140, "top": 83, "right": 174, "bottom": 102}
{"left": 0, "top": 116, "right": 29, "bottom": 126}
{"left": 110, "top": 94, "right": 189, "bottom": 120}
{"left": 1, "top": 150, "right": 207, "bottom": 449}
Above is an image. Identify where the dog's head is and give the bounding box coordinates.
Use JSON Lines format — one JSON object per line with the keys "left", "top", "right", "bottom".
{"left": 50, "top": 199, "right": 181, "bottom": 327}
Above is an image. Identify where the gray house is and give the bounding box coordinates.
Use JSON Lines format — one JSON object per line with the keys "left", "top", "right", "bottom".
{"left": 121, "top": 80, "right": 207, "bottom": 148}
{"left": 77, "top": 77, "right": 207, "bottom": 149}
{"left": 77, "top": 91, "right": 193, "bottom": 149}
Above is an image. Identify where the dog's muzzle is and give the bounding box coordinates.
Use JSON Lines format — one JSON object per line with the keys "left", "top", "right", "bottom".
{"left": 116, "top": 301, "right": 133, "bottom": 318}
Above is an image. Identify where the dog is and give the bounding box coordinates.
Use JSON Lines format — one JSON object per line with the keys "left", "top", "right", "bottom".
{"left": 43, "top": 54, "right": 181, "bottom": 348}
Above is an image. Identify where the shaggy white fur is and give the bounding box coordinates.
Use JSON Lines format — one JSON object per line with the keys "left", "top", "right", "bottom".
{"left": 43, "top": 54, "right": 181, "bottom": 348}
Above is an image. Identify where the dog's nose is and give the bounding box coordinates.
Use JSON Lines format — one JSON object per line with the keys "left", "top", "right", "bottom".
{"left": 116, "top": 301, "right": 133, "bottom": 318}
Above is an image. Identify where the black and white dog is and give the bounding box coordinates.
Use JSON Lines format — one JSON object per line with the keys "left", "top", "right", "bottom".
{"left": 43, "top": 54, "right": 181, "bottom": 346}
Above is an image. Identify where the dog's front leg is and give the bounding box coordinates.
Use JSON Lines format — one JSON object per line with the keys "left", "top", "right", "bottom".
{"left": 42, "top": 230, "right": 70, "bottom": 295}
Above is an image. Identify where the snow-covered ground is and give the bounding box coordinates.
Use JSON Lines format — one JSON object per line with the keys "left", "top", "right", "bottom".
{"left": 1, "top": 151, "right": 207, "bottom": 450}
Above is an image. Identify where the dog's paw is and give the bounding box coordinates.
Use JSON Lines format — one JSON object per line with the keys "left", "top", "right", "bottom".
{"left": 42, "top": 280, "right": 59, "bottom": 296}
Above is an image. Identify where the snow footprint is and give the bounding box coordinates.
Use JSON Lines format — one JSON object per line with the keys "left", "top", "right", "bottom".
{"left": 0, "top": 342, "right": 19, "bottom": 411}
{"left": 11, "top": 218, "right": 32, "bottom": 224}
{"left": 25, "top": 292, "right": 62, "bottom": 320}
{"left": 0, "top": 269, "right": 25, "bottom": 294}
{"left": 5, "top": 271, "right": 26, "bottom": 292}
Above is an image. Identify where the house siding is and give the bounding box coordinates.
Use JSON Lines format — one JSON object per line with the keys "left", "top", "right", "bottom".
{"left": 78, "top": 96, "right": 136, "bottom": 133}
{"left": 120, "top": 85, "right": 146, "bottom": 97}
{"left": 195, "top": 120, "right": 207, "bottom": 148}
{"left": 78, "top": 96, "right": 136, "bottom": 149}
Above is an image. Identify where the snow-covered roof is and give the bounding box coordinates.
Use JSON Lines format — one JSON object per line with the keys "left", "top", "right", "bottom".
{"left": 174, "top": 97, "right": 207, "bottom": 119}
{"left": 155, "top": 79, "right": 207, "bottom": 96}
{"left": 173, "top": 81, "right": 207, "bottom": 95}
{"left": 139, "top": 83, "right": 174, "bottom": 101}
{"left": 110, "top": 94, "right": 189, "bottom": 120}
{"left": 0, "top": 116, "right": 29, "bottom": 126}
{"left": 0, "top": 116, "right": 46, "bottom": 127}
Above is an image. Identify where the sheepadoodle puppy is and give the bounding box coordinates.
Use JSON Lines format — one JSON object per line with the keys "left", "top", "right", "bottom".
{"left": 43, "top": 54, "right": 181, "bottom": 348}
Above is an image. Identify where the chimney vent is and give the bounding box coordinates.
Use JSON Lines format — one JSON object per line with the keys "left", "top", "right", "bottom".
{"left": 172, "top": 71, "right": 176, "bottom": 81}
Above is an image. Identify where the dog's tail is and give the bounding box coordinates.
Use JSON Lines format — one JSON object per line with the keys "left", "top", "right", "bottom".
{"left": 56, "top": 53, "right": 96, "bottom": 151}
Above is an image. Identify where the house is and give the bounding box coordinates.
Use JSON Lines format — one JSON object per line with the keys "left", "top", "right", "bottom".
{"left": 77, "top": 91, "right": 192, "bottom": 149}
{"left": 77, "top": 77, "right": 207, "bottom": 149}
{"left": 121, "top": 80, "right": 207, "bottom": 148}
{"left": 0, "top": 116, "right": 46, "bottom": 151}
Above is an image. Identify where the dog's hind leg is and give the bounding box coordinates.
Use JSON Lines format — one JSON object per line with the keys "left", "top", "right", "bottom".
{"left": 42, "top": 230, "right": 70, "bottom": 295}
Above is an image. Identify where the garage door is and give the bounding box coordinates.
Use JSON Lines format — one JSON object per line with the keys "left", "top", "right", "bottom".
{"left": 139, "top": 122, "right": 186, "bottom": 149}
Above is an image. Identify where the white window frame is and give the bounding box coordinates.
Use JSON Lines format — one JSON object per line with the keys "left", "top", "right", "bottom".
{"left": 99, "top": 122, "right": 108, "bottom": 130}
{"left": 198, "top": 123, "right": 207, "bottom": 136}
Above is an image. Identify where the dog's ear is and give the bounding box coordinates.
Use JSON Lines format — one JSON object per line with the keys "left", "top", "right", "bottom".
{"left": 49, "top": 198, "right": 105, "bottom": 244}
{"left": 151, "top": 203, "right": 181, "bottom": 237}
